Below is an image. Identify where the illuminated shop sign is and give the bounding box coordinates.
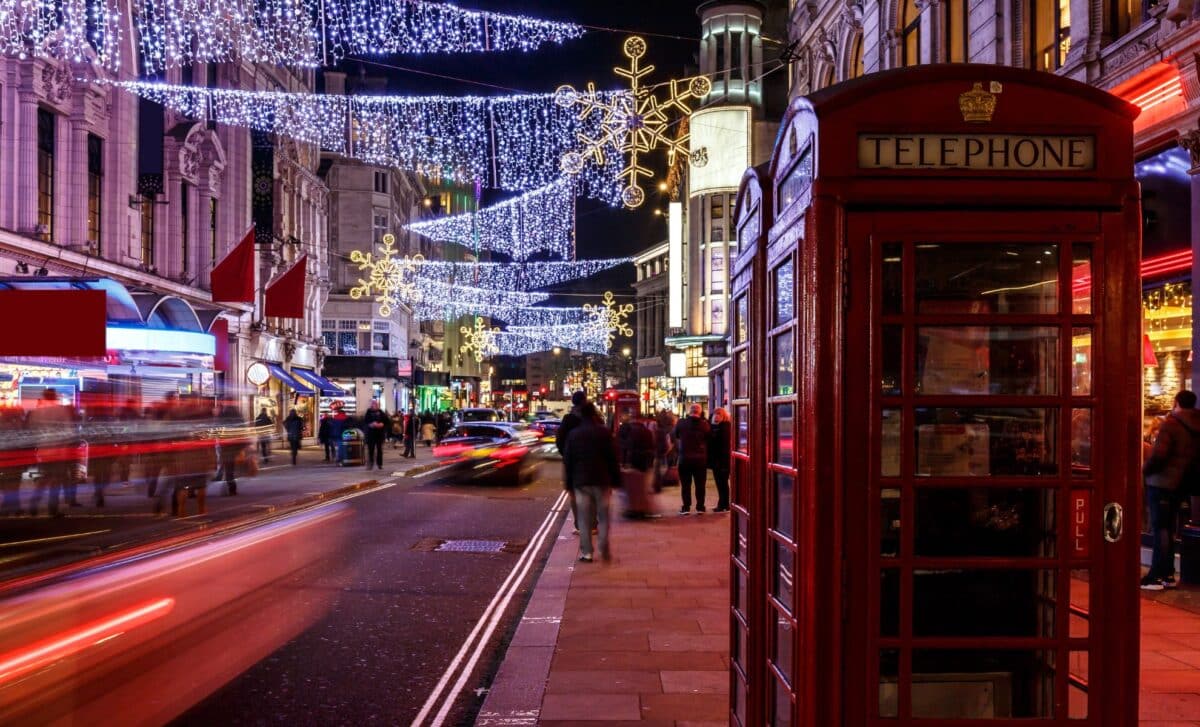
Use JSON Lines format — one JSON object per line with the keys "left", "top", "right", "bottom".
{"left": 858, "top": 134, "right": 1095, "bottom": 171}
{"left": 689, "top": 106, "right": 752, "bottom": 195}
{"left": 106, "top": 327, "right": 216, "bottom": 356}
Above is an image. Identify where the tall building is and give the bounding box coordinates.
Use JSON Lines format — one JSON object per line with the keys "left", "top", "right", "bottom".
{"left": 0, "top": 42, "right": 330, "bottom": 429}
{"left": 632, "top": 242, "right": 673, "bottom": 412}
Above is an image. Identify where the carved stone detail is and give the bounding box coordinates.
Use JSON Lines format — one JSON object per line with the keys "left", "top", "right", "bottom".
{"left": 41, "top": 63, "right": 71, "bottom": 105}
{"left": 1179, "top": 127, "right": 1200, "bottom": 172}
{"left": 1111, "top": 41, "right": 1152, "bottom": 70}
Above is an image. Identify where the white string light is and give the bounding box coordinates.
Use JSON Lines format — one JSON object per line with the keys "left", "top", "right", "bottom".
{"left": 407, "top": 178, "right": 575, "bottom": 260}
{"left": 413, "top": 258, "right": 632, "bottom": 290}
{"left": 414, "top": 279, "right": 551, "bottom": 308}
{"left": 411, "top": 301, "right": 595, "bottom": 328}
{"left": 0, "top": 0, "right": 123, "bottom": 69}
{"left": 495, "top": 325, "right": 610, "bottom": 356}
{"left": 100, "top": 79, "right": 626, "bottom": 196}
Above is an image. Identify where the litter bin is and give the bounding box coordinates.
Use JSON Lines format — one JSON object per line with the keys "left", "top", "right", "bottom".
{"left": 341, "top": 429, "right": 365, "bottom": 467}
{"left": 1181, "top": 523, "right": 1200, "bottom": 585}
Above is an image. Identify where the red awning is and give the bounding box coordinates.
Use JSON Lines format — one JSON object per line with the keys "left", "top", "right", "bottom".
{"left": 211, "top": 227, "right": 256, "bottom": 303}
{"left": 0, "top": 290, "right": 106, "bottom": 356}
{"left": 265, "top": 255, "right": 308, "bottom": 319}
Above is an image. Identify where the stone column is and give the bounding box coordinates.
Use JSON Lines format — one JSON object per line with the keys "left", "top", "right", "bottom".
{"left": 17, "top": 92, "right": 40, "bottom": 234}
{"left": 68, "top": 117, "right": 91, "bottom": 248}
{"left": 1180, "top": 128, "right": 1200, "bottom": 393}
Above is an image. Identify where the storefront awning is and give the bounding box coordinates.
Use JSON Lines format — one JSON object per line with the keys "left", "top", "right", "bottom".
{"left": 292, "top": 368, "right": 345, "bottom": 396}
{"left": 266, "top": 363, "right": 315, "bottom": 394}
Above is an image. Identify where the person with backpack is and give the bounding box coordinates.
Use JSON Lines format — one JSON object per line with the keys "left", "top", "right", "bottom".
{"left": 1142, "top": 390, "right": 1200, "bottom": 590}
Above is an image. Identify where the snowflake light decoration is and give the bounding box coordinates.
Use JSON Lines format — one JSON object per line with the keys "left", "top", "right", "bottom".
{"left": 585, "top": 291, "right": 634, "bottom": 349}
{"left": 349, "top": 233, "right": 424, "bottom": 317}
{"left": 555, "top": 36, "right": 711, "bottom": 209}
{"left": 460, "top": 316, "right": 501, "bottom": 363}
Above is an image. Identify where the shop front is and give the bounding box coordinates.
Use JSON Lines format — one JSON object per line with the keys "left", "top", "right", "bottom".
{"left": 414, "top": 369, "right": 451, "bottom": 413}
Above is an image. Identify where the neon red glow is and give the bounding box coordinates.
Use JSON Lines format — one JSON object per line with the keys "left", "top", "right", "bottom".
{"left": 1130, "top": 77, "right": 1183, "bottom": 111}
{"left": 0, "top": 597, "right": 175, "bottom": 685}
{"left": 1072, "top": 250, "right": 1192, "bottom": 293}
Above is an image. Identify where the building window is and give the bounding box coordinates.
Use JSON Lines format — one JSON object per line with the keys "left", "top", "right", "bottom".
{"left": 715, "top": 31, "right": 726, "bottom": 77}
{"left": 1109, "top": 0, "right": 1146, "bottom": 41}
{"left": 946, "top": 0, "right": 969, "bottom": 62}
{"left": 1030, "top": 0, "right": 1071, "bottom": 70}
{"left": 86, "top": 134, "right": 102, "bottom": 251}
{"left": 374, "top": 171, "right": 389, "bottom": 194}
{"left": 902, "top": 0, "right": 922, "bottom": 66}
{"left": 36, "top": 109, "right": 54, "bottom": 241}
{"left": 209, "top": 197, "right": 218, "bottom": 266}
{"left": 730, "top": 30, "right": 743, "bottom": 81}
{"left": 373, "top": 212, "right": 388, "bottom": 243}
{"left": 180, "top": 182, "right": 190, "bottom": 276}
{"left": 140, "top": 194, "right": 155, "bottom": 268}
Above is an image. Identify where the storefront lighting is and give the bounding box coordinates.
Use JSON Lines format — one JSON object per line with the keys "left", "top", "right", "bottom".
{"left": 1130, "top": 76, "right": 1183, "bottom": 111}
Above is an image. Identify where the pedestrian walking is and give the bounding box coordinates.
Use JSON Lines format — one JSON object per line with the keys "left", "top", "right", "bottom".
{"left": 556, "top": 391, "right": 590, "bottom": 533}
{"left": 363, "top": 399, "right": 389, "bottom": 470}
{"left": 390, "top": 412, "right": 403, "bottom": 449}
{"left": 654, "top": 409, "right": 678, "bottom": 492}
{"left": 329, "top": 402, "right": 349, "bottom": 465}
{"left": 27, "top": 388, "right": 79, "bottom": 517}
{"left": 565, "top": 402, "right": 621, "bottom": 563}
{"left": 621, "top": 414, "right": 657, "bottom": 519}
{"left": 216, "top": 404, "right": 246, "bottom": 495}
{"left": 673, "top": 403, "right": 711, "bottom": 515}
{"left": 402, "top": 409, "right": 418, "bottom": 458}
{"left": 284, "top": 408, "right": 305, "bottom": 465}
{"left": 254, "top": 407, "right": 274, "bottom": 463}
{"left": 420, "top": 412, "right": 436, "bottom": 447}
{"left": 709, "top": 408, "right": 733, "bottom": 513}
{"left": 0, "top": 407, "right": 26, "bottom": 516}
{"left": 318, "top": 413, "right": 335, "bottom": 461}
{"left": 1141, "top": 390, "right": 1200, "bottom": 590}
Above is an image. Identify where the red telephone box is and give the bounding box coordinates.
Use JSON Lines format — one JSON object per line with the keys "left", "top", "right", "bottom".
{"left": 730, "top": 66, "right": 1141, "bottom": 726}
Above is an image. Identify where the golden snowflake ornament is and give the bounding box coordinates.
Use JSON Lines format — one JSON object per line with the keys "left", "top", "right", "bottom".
{"left": 585, "top": 291, "right": 634, "bottom": 350}
{"left": 349, "top": 233, "right": 424, "bottom": 318}
{"left": 460, "top": 316, "right": 500, "bottom": 363}
{"left": 556, "top": 36, "right": 711, "bottom": 209}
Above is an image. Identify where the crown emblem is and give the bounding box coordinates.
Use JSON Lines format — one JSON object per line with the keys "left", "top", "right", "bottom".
{"left": 958, "top": 82, "right": 997, "bottom": 123}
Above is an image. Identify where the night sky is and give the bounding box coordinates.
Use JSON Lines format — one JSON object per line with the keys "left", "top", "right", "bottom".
{"left": 341, "top": 0, "right": 705, "bottom": 300}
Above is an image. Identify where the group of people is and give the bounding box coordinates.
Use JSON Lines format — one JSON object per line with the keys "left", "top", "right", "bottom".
{"left": 1142, "top": 389, "right": 1200, "bottom": 590}
{"left": 313, "top": 401, "right": 452, "bottom": 469}
{"left": 553, "top": 391, "right": 734, "bottom": 564}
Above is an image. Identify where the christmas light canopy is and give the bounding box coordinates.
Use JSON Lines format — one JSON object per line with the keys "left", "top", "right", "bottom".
{"left": 412, "top": 258, "right": 632, "bottom": 291}
{"left": 556, "top": 36, "right": 711, "bottom": 208}
{"left": 0, "top": 0, "right": 123, "bottom": 68}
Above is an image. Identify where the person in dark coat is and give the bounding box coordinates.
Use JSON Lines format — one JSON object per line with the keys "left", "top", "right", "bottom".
{"left": 27, "top": 388, "right": 79, "bottom": 517}
{"left": 565, "top": 403, "right": 621, "bottom": 562}
{"left": 362, "top": 399, "right": 389, "bottom": 470}
{"left": 216, "top": 404, "right": 247, "bottom": 495}
{"left": 318, "top": 414, "right": 335, "bottom": 461}
{"left": 254, "top": 407, "right": 274, "bottom": 463}
{"left": 283, "top": 408, "right": 305, "bottom": 465}
{"left": 0, "top": 407, "right": 26, "bottom": 516}
{"left": 1142, "top": 390, "right": 1200, "bottom": 590}
{"left": 555, "top": 391, "right": 591, "bottom": 532}
{"left": 402, "top": 409, "right": 418, "bottom": 459}
{"left": 621, "top": 415, "right": 657, "bottom": 520}
{"left": 673, "top": 403, "right": 712, "bottom": 514}
{"left": 708, "top": 408, "right": 733, "bottom": 513}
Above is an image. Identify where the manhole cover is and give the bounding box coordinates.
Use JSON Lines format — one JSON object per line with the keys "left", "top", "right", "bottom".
{"left": 436, "top": 539, "right": 507, "bottom": 553}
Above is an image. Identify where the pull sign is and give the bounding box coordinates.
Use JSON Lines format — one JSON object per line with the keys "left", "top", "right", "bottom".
{"left": 1071, "top": 490, "right": 1091, "bottom": 559}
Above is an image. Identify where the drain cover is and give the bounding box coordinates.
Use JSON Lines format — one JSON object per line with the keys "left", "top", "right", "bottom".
{"left": 436, "top": 539, "right": 507, "bottom": 553}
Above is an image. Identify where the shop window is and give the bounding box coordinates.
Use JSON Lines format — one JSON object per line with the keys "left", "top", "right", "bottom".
{"left": 87, "top": 134, "right": 102, "bottom": 251}
{"left": 373, "top": 332, "right": 390, "bottom": 352}
{"left": 374, "top": 171, "right": 389, "bottom": 194}
{"left": 1108, "top": 0, "right": 1146, "bottom": 43}
{"left": 901, "top": 0, "right": 922, "bottom": 66}
{"left": 1029, "top": 0, "right": 1071, "bottom": 70}
{"left": 730, "top": 30, "right": 743, "bottom": 81}
{"left": 946, "top": 0, "right": 968, "bottom": 62}
{"left": 37, "top": 109, "right": 54, "bottom": 241}
{"left": 373, "top": 212, "right": 388, "bottom": 243}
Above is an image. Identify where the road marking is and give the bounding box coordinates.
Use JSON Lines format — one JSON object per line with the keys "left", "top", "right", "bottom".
{"left": 411, "top": 489, "right": 569, "bottom": 727}
{"left": 0, "top": 530, "right": 111, "bottom": 549}
{"left": 411, "top": 463, "right": 458, "bottom": 480}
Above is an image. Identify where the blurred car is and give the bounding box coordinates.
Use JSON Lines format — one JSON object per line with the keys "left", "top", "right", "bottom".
{"left": 527, "top": 419, "right": 562, "bottom": 457}
{"left": 459, "top": 408, "right": 505, "bottom": 423}
{"left": 430, "top": 423, "right": 539, "bottom": 486}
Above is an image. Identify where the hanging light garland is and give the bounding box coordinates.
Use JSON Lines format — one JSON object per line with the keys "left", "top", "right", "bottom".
{"left": 0, "top": 0, "right": 123, "bottom": 69}
{"left": 584, "top": 291, "right": 634, "bottom": 348}
{"left": 413, "top": 258, "right": 632, "bottom": 291}
{"left": 459, "top": 316, "right": 501, "bottom": 363}
{"left": 406, "top": 178, "right": 575, "bottom": 260}
{"left": 100, "top": 79, "right": 625, "bottom": 197}
{"left": 411, "top": 300, "right": 595, "bottom": 328}
{"left": 556, "top": 36, "right": 711, "bottom": 208}
{"left": 415, "top": 279, "right": 551, "bottom": 308}
{"left": 496, "top": 325, "right": 611, "bottom": 356}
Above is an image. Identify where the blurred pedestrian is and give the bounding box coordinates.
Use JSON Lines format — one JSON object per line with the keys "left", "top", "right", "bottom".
{"left": 565, "top": 402, "right": 620, "bottom": 563}
{"left": 654, "top": 409, "right": 678, "bottom": 492}
{"left": 709, "top": 408, "right": 732, "bottom": 513}
{"left": 216, "top": 404, "right": 246, "bottom": 495}
{"left": 330, "top": 402, "right": 349, "bottom": 465}
{"left": 621, "top": 414, "right": 657, "bottom": 520}
{"left": 0, "top": 407, "right": 26, "bottom": 516}
{"left": 390, "top": 411, "right": 403, "bottom": 449}
{"left": 27, "top": 389, "right": 79, "bottom": 517}
{"left": 284, "top": 408, "right": 304, "bottom": 465}
{"left": 1142, "top": 390, "right": 1200, "bottom": 590}
{"left": 159, "top": 397, "right": 215, "bottom": 517}
{"left": 421, "top": 412, "right": 436, "bottom": 447}
{"left": 254, "top": 406, "right": 274, "bottom": 463}
{"left": 437, "top": 411, "right": 452, "bottom": 442}
{"left": 402, "top": 408, "right": 418, "bottom": 458}
{"left": 556, "top": 391, "right": 590, "bottom": 534}
{"left": 673, "top": 403, "right": 711, "bottom": 515}
{"left": 363, "top": 399, "right": 388, "bottom": 470}
{"left": 318, "top": 413, "right": 335, "bottom": 461}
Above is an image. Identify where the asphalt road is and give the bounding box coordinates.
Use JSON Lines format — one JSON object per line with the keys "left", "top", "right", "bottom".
{"left": 171, "top": 459, "right": 567, "bottom": 727}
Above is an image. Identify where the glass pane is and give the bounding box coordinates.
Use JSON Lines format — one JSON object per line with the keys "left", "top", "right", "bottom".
{"left": 911, "top": 650, "right": 1054, "bottom": 718}
{"left": 879, "top": 649, "right": 900, "bottom": 718}
{"left": 1072, "top": 327, "right": 1092, "bottom": 395}
{"left": 734, "top": 672, "right": 747, "bottom": 727}
{"left": 916, "top": 244, "right": 1059, "bottom": 315}
{"left": 773, "top": 609, "right": 794, "bottom": 685}
{"left": 916, "top": 327, "right": 1059, "bottom": 395}
{"left": 882, "top": 325, "right": 901, "bottom": 396}
{"left": 735, "top": 622, "right": 748, "bottom": 671}
{"left": 773, "top": 540, "right": 795, "bottom": 611}
{"left": 735, "top": 405, "right": 749, "bottom": 452}
{"left": 881, "top": 569, "right": 899, "bottom": 637}
{"left": 1071, "top": 409, "right": 1092, "bottom": 476}
{"left": 735, "top": 512, "right": 748, "bottom": 564}
{"left": 735, "top": 567, "right": 748, "bottom": 617}
{"left": 774, "top": 472, "right": 795, "bottom": 538}
{"left": 775, "top": 404, "right": 794, "bottom": 467}
{"left": 773, "top": 676, "right": 794, "bottom": 727}
{"left": 915, "top": 408, "right": 1059, "bottom": 476}
{"left": 883, "top": 243, "right": 903, "bottom": 315}
{"left": 1069, "top": 651, "right": 1088, "bottom": 718}
{"left": 736, "top": 295, "right": 748, "bottom": 344}
{"left": 1070, "top": 569, "right": 1089, "bottom": 638}
{"left": 881, "top": 408, "right": 901, "bottom": 477}
{"left": 913, "top": 570, "right": 1056, "bottom": 637}
{"left": 774, "top": 331, "right": 795, "bottom": 396}
{"left": 775, "top": 258, "right": 795, "bottom": 326}
{"left": 915, "top": 488, "right": 1057, "bottom": 557}
{"left": 881, "top": 488, "right": 901, "bottom": 557}
{"left": 1072, "top": 244, "right": 1091, "bottom": 314}
{"left": 736, "top": 349, "right": 749, "bottom": 398}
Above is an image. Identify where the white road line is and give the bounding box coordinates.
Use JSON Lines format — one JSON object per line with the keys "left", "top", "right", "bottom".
{"left": 0, "top": 530, "right": 112, "bottom": 549}
{"left": 411, "top": 490, "right": 568, "bottom": 727}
